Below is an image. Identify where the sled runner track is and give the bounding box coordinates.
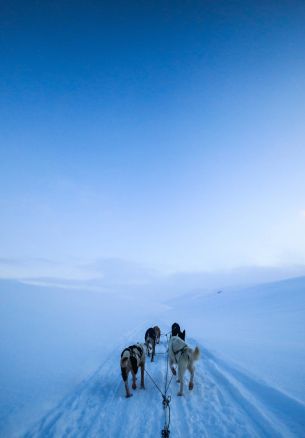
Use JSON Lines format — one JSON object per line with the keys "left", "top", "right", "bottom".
{"left": 24, "top": 333, "right": 305, "bottom": 438}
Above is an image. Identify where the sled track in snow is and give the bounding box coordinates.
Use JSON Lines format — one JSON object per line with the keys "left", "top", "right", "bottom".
{"left": 24, "top": 334, "right": 305, "bottom": 438}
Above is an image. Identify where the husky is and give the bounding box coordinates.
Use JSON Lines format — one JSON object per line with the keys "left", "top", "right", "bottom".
{"left": 171, "top": 322, "right": 186, "bottom": 341}
{"left": 145, "top": 327, "right": 156, "bottom": 362}
{"left": 168, "top": 335, "right": 200, "bottom": 396}
{"left": 120, "top": 343, "right": 146, "bottom": 398}
{"left": 154, "top": 325, "right": 161, "bottom": 344}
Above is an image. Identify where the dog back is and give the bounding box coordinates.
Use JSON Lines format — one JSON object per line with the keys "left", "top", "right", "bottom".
{"left": 169, "top": 336, "right": 187, "bottom": 363}
{"left": 145, "top": 327, "right": 156, "bottom": 341}
{"left": 153, "top": 325, "right": 161, "bottom": 337}
{"left": 120, "top": 344, "right": 145, "bottom": 372}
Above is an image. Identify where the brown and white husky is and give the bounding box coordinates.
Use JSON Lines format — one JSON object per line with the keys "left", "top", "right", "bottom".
{"left": 120, "top": 343, "right": 146, "bottom": 398}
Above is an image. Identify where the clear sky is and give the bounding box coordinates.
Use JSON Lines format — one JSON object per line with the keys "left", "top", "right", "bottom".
{"left": 1, "top": 1, "right": 305, "bottom": 280}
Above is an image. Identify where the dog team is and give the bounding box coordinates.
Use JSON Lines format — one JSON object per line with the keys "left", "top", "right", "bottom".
{"left": 120, "top": 323, "right": 200, "bottom": 398}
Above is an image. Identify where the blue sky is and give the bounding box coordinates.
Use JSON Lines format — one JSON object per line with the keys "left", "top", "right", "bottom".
{"left": 1, "top": 1, "right": 305, "bottom": 280}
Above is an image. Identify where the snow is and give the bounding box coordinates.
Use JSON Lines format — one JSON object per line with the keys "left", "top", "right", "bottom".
{"left": 166, "top": 276, "right": 305, "bottom": 404}
{"left": 0, "top": 276, "right": 305, "bottom": 437}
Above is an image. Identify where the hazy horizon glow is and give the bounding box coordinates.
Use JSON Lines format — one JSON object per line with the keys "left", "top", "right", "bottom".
{"left": 1, "top": 1, "right": 305, "bottom": 278}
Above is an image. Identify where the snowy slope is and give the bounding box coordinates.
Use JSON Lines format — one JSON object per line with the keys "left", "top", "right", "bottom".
{"left": 165, "top": 276, "right": 305, "bottom": 405}
{"left": 0, "top": 280, "right": 165, "bottom": 437}
{"left": 1, "top": 276, "right": 305, "bottom": 437}
{"left": 24, "top": 331, "right": 305, "bottom": 438}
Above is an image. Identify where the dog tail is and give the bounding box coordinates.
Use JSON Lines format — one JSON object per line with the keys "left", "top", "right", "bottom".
{"left": 120, "top": 357, "right": 128, "bottom": 381}
{"left": 120, "top": 356, "right": 128, "bottom": 365}
{"left": 192, "top": 346, "right": 200, "bottom": 361}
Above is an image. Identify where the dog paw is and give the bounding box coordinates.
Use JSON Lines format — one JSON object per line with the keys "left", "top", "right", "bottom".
{"left": 132, "top": 383, "right": 137, "bottom": 390}
{"left": 126, "top": 393, "right": 133, "bottom": 398}
{"left": 189, "top": 382, "right": 194, "bottom": 390}
{"left": 177, "top": 392, "right": 183, "bottom": 396}
{"left": 140, "top": 385, "right": 145, "bottom": 389}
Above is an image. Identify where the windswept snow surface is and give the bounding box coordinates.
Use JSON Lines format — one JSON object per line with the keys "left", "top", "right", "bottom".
{"left": 0, "top": 280, "right": 165, "bottom": 437}
{"left": 1, "top": 276, "right": 305, "bottom": 437}
{"left": 166, "top": 276, "right": 305, "bottom": 405}
{"left": 24, "top": 333, "right": 305, "bottom": 438}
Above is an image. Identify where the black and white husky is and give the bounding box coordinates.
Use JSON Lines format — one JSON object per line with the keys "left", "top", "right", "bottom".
{"left": 120, "top": 343, "right": 146, "bottom": 398}
{"left": 168, "top": 335, "right": 200, "bottom": 396}
{"left": 171, "top": 322, "right": 186, "bottom": 340}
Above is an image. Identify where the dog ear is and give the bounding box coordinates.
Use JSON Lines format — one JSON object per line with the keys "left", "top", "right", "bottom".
{"left": 130, "top": 356, "right": 138, "bottom": 374}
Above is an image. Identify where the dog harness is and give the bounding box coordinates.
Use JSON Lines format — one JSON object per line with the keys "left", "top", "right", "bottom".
{"left": 121, "top": 344, "right": 143, "bottom": 360}
{"left": 172, "top": 344, "right": 187, "bottom": 363}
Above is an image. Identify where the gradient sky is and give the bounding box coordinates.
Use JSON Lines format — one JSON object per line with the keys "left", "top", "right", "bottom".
{"left": 1, "top": 0, "right": 305, "bottom": 278}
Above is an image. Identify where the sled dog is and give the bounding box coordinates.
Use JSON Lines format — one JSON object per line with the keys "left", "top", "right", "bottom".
{"left": 120, "top": 343, "right": 145, "bottom": 398}
{"left": 145, "top": 327, "right": 156, "bottom": 362}
{"left": 154, "top": 325, "right": 161, "bottom": 344}
{"left": 171, "top": 322, "right": 186, "bottom": 340}
{"left": 168, "top": 335, "right": 200, "bottom": 396}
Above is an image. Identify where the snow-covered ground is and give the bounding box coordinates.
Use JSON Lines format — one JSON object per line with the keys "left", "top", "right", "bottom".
{"left": 166, "top": 276, "right": 305, "bottom": 405}
{"left": 0, "top": 276, "right": 305, "bottom": 437}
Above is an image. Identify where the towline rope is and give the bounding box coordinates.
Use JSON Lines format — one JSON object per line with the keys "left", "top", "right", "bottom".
{"left": 144, "top": 331, "right": 173, "bottom": 437}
